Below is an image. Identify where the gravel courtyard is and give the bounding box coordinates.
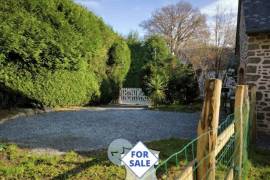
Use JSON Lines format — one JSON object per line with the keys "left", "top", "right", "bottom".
{"left": 0, "top": 108, "right": 200, "bottom": 152}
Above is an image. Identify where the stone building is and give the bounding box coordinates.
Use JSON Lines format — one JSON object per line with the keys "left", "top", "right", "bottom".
{"left": 236, "top": 0, "right": 270, "bottom": 136}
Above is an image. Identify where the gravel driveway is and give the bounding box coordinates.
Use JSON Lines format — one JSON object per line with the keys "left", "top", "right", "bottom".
{"left": 0, "top": 108, "right": 200, "bottom": 152}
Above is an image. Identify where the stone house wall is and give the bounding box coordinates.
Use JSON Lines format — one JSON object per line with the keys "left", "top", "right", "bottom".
{"left": 245, "top": 33, "right": 270, "bottom": 136}
{"left": 238, "top": 1, "right": 270, "bottom": 136}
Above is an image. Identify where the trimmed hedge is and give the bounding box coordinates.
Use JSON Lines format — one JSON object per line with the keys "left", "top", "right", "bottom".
{"left": 0, "top": 63, "right": 99, "bottom": 107}
{"left": 100, "top": 39, "right": 131, "bottom": 103}
{"left": 0, "top": 0, "right": 130, "bottom": 107}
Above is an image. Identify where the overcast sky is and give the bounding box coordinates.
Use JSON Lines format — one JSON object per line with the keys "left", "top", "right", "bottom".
{"left": 74, "top": 0, "right": 239, "bottom": 36}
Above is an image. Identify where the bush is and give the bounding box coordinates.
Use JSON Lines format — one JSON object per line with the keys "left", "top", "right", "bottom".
{"left": 147, "top": 73, "right": 167, "bottom": 108}
{"left": 166, "top": 64, "right": 199, "bottom": 104}
{"left": 107, "top": 39, "right": 131, "bottom": 85}
{"left": 125, "top": 34, "right": 199, "bottom": 105}
{"left": 0, "top": 0, "right": 130, "bottom": 107}
{"left": 100, "top": 39, "right": 131, "bottom": 103}
{"left": 124, "top": 32, "right": 146, "bottom": 88}
{"left": 143, "top": 35, "right": 170, "bottom": 64}
{"left": 0, "top": 63, "right": 100, "bottom": 107}
{"left": 140, "top": 36, "right": 171, "bottom": 96}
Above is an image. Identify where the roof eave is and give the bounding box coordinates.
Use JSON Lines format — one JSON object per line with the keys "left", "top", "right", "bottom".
{"left": 246, "top": 29, "right": 270, "bottom": 35}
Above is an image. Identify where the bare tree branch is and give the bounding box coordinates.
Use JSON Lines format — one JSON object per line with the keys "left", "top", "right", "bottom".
{"left": 140, "top": 1, "right": 208, "bottom": 56}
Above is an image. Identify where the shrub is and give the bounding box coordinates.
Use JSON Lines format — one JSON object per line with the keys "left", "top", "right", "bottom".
{"left": 167, "top": 64, "right": 199, "bottom": 104}
{"left": 147, "top": 73, "right": 167, "bottom": 108}
{"left": 100, "top": 39, "right": 131, "bottom": 103}
{"left": 124, "top": 32, "right": 146, "bottom": 88}
{"left": 125, "top": 34, "right": 199, "bottom": 104}
{"left": 125, "top": 34, "right": 171, "bottom": 89}
{"left": 140, "top": 35, "right": 171, "bottom": 96}
{"left": 107, "top": 39, "right": 131, "bottom": 86}
{"left": 143, "top": 35, "right": 170, "bottom": 63}
{"left": 0, "top": 63, "right": 100, "bottom": 107}
{"left": 0, "top": 0, "right": 130, "bottom": 107}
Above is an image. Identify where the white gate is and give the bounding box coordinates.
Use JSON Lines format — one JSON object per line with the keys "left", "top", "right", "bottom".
{"left": 118, "top": 88, "right": 150, "bottom": 106}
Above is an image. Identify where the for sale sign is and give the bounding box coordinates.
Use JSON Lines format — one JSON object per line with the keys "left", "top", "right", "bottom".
{"left": 122, "top": 141, "right": 159, "bottom": 178}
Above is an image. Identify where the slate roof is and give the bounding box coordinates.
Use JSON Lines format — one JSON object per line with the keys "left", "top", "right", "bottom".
{"left": 243, "top": 0, "right": 270, "bottom": 33}
{"left": 235, "top": 0, "right": 270, "bottom": 55}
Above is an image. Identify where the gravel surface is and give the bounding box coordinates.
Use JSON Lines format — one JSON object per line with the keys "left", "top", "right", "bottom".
{"left": 0, "top": 108, "right": 200, "bottom": 152}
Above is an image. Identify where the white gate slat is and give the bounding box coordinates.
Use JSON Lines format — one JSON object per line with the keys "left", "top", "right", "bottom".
{"left": 119, "top": 88, "right": 150, "bottom": 106}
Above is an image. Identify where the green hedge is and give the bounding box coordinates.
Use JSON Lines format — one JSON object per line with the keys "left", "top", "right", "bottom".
{"left": 0, "top": 63, "right": 99, "bottom": 107}
{"left": 0, "top": 0, "right": 130, "bottom": 107}
{"left": 100, "top": 39, "right": 131, "bottom": 103}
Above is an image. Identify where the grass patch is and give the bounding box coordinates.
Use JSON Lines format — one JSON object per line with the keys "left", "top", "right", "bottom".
{"left": 0, "top": 139, "right": 269, "bottom": 179}
{"left": 155, "top": 103, "right": 202, "bottom": 113}
{"left": 247, "top": 147, "right": 270, "bottom": 179}
{"left": 0, "top": 138, "right": 188, "bottom": 179}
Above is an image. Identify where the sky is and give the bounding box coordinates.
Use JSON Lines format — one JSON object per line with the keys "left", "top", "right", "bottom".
{"left": 74, "top": 0, "right": 239, "bottom": 36}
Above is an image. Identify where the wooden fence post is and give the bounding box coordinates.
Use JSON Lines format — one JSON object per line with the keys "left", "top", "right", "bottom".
{"left": 250, "top": 85, "right": 257, "bottom": 144}
{"left": 177, "top": 161, "right": 195, "bottom": 180}
{"left": 226, "top": 168, "right": 234, "bottom": 180}
{"left": 234, "top": 85, "right": 245, "bottom": 180}
{"left": 197, "top": 79, "right": 222, "bottom": 180}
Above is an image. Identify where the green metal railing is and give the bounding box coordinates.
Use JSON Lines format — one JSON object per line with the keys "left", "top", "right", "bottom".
{"left": 155, "top": 112, "right": 251, "bottom": 180}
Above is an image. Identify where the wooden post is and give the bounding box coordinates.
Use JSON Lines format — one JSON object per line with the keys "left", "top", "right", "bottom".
{"left": 249, "top": 85, "right": 257, "bottom": 144}
{"left": 243, "top": 86, "right": 250, "bottom": 171}
{"left": 197, "top": 79, "right": 222, "bottom": 180}
{"left": 234, "top": 85, "right": 245, "bottom": 180}
{"left": 226, "top": 168, "right": 234, "bottom": 180}
{"left": 177, "top": 161, "right": 195, "bottom": 180}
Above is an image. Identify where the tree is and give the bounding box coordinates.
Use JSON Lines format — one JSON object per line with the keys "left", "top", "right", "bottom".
{"left": 212, "top": 1, "right": 236, "bottom": 78}
{"left": 141, "top": 35, "right": 171, "bottom": 95}
{"left": 141, "top": 1, "right": 208, "bottom": 57}
{"left": 180, "top": 0, "right": 236, "bottom": 95}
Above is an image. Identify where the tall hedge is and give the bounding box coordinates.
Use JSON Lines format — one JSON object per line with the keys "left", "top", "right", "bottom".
{"left": 100, "top": 39, "right": 131, "bottom": 103}
{"left": 124, "top": 32, "right": 146, "bottom": 88}
{"left": 0, "top": 0, "right": 130, "bottom": 107}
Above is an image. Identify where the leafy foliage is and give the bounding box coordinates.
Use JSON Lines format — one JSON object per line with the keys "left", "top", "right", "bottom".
{"left": 107, "top": 39, "right": 131, "bottom": 85}
{"left": 124, "top": 31, "right": 147, "bottom": 88}
{"left": 167, "top": 64, "right": 199, "bottom": 104}
{"left": 0, "top": 0, "right": 130, "bottom": 107}
{"left": 141, "top": 36, "right": 170, "bottom": 96}
{"left": 125, "top": 34, "right": 199, "bottom": 105}
{"left": 147, "top": 73, "right": 167, "bottom": 108}
{"left": 100, "top": 39, "right": 131, "bottom": 103}
{"left": 143, "top": 35, "right": 170, "bottom": 64}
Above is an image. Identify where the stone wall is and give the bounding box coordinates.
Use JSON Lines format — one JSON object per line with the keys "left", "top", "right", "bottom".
{"left": 238, "top": 1, "right": 270, "bottom": 136}
{"left": 245, "top": 33, "right": 270, "bottom": 136}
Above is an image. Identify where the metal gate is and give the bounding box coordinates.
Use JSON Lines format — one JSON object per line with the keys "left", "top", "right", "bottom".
{"left": 118, "top": 88, "right": 150, "bottom": 106}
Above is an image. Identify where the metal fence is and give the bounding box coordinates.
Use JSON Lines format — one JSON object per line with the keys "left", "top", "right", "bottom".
{"left": 154, "top": 80, "right": 254, "bottom": 180}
